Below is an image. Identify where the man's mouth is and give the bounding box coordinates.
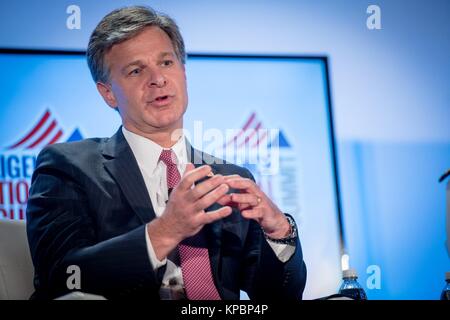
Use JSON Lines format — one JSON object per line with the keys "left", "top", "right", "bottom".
{"left": 155, "top": 95, "right": 169, "bottom": 102}
{"left": 149, "top": 95, "right": 174, "bottom": 106}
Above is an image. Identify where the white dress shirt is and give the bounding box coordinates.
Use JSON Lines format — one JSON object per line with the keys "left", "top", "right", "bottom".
{"left": 122, "top": 127, "right": 295, "bottom": 299}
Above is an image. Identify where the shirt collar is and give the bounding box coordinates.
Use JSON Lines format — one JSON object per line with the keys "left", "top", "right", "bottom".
{"left": 122, "top": 126, "right": 187, "bottom": 174}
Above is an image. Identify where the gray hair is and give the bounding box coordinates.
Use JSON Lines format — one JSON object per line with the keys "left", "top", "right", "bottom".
{"left": 87, "top": 6, "right": 186, "bottom": 83}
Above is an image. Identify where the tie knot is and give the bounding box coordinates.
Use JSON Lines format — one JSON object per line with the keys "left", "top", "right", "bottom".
{"left": 159, "top": 149, "right": 177, "bottom": 167}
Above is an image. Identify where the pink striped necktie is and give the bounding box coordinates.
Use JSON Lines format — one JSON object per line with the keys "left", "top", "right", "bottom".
{"left": 159, "top": 149, "right": 221, "bottom": 300}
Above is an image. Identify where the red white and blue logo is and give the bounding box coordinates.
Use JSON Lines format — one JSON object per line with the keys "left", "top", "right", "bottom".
{"left": 218, "top": 112, "right": 299, "bottom": 216}
{"left": 0, "top": 109, "right": 83, "bottom": 220}
{"left": 6, "top": 109, "right": 83, "bottom": 150}
{"left": 223, "top": 111, "right": 291, "bottom": 150}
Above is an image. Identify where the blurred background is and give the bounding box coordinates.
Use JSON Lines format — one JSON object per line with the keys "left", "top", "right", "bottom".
{"left": 0, "top": 0, "right": 449, "bottom": 299}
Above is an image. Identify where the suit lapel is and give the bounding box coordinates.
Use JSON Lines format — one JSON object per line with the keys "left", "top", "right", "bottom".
{"left": 102, "top": 128, "right": 156, "bottom": 224}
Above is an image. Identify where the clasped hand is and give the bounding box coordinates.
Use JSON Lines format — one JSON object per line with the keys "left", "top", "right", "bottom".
{"left": 148, "top": 164, "right": 291, "bottom": 260}
{"left": 161, "top": 164, "right": 290, "bottom": 241}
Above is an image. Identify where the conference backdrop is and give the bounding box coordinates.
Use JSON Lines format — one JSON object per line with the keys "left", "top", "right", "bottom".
{"left": 1, "top": 0, "right": 449, "bottom": 300}
{"left": 0, "top": 51, "right": 342, "bottom": 300}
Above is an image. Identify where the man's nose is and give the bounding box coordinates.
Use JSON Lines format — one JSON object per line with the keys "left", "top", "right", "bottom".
{"left": 148, "top": 71, "right": 167, "bottom": 88}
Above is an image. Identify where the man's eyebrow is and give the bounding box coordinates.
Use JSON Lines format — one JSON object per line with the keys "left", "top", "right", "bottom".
{"left": 121, "top": 53, "right": 175, "bottom": 71}
{"left": 160, "top": 52, "right": 176, "bottom": 58}
{"left": 121, "top": 60, "right": 144, "bottom": 73}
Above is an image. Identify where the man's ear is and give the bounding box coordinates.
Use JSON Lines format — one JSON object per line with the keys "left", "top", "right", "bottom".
{"left": 96, "top": 81, "right": 118, "bottom": 110}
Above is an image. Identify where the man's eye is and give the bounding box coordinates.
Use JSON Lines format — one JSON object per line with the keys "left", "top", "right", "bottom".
{"left": 162, "top": 60, "right": 173, "bottom": 67}
{"left": 129, "top": 68, "right": 141, "bottom": 75}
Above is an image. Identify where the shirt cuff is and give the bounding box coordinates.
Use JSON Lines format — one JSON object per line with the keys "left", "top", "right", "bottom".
{"left": 145, "top": 224, "right": 167, "bottom": 270}
{"left": 266, "top": 240, "right": 296, "bottom": 263}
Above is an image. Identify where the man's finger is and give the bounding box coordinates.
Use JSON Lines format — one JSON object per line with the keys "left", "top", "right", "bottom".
{"left": 178, "top": 165, "right": 212, "bottom": 190}
{"left": 200, "top": 206, "right": 233, "bottom": 225}
{"left": 216, "top": 193, "right": 233, "bottom": 206}
{"left": 225, "top": 178, "right": 258, "bottom": 193}
{"left": 182, "top": 163, "right": 196, "bottom": 177}
{"left": 188, "top": 174, "right": 225, "bottom": 201}
{"left": 230, "top": 193, "right": 260, "bottom": 207}
{"left": 194, "top": 183, "right": 229, "bottom": 211}
{"left": 241, "top": 208, "right": 262, "bottom": 220}
{"left": 216, "top": 194, "right": 251, "bottom": 210}
{"left": 238, "top": 203, "right": 252, "bottom": 211}
{"left": 223, "top": 174, "right": 242, "bottom": 181}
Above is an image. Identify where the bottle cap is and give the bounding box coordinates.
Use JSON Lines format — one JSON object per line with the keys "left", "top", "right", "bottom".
{"left": 342, "top": 268, "right": 358, "bottom": 279}
{"left": 446, "top": 272, "right": 450, "bottom": 280}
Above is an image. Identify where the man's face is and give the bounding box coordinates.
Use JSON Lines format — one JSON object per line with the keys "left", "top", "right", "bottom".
{"left": 98, "top": 26, "right": 188, "bottom": 136}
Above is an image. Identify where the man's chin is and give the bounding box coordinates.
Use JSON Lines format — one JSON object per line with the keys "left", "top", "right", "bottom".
{"left": 146, "top": 116, "right": 182, "bottom": 131}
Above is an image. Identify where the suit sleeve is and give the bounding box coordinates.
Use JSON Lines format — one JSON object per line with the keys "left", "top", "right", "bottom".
{"left": 239, "top": 168, "right": 307, "bottom": 300}
{"left": 26, "top": 146, "right": 161, "bottom": 299}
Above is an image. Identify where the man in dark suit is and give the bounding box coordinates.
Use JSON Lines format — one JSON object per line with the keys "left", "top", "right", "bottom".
{"left": 26, "top": 6, "right": 307, "bottom": 300}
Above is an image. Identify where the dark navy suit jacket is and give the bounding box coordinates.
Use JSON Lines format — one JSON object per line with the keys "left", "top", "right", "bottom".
{"left": 26, "top": 128, "right": 307, "bottom": 300}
